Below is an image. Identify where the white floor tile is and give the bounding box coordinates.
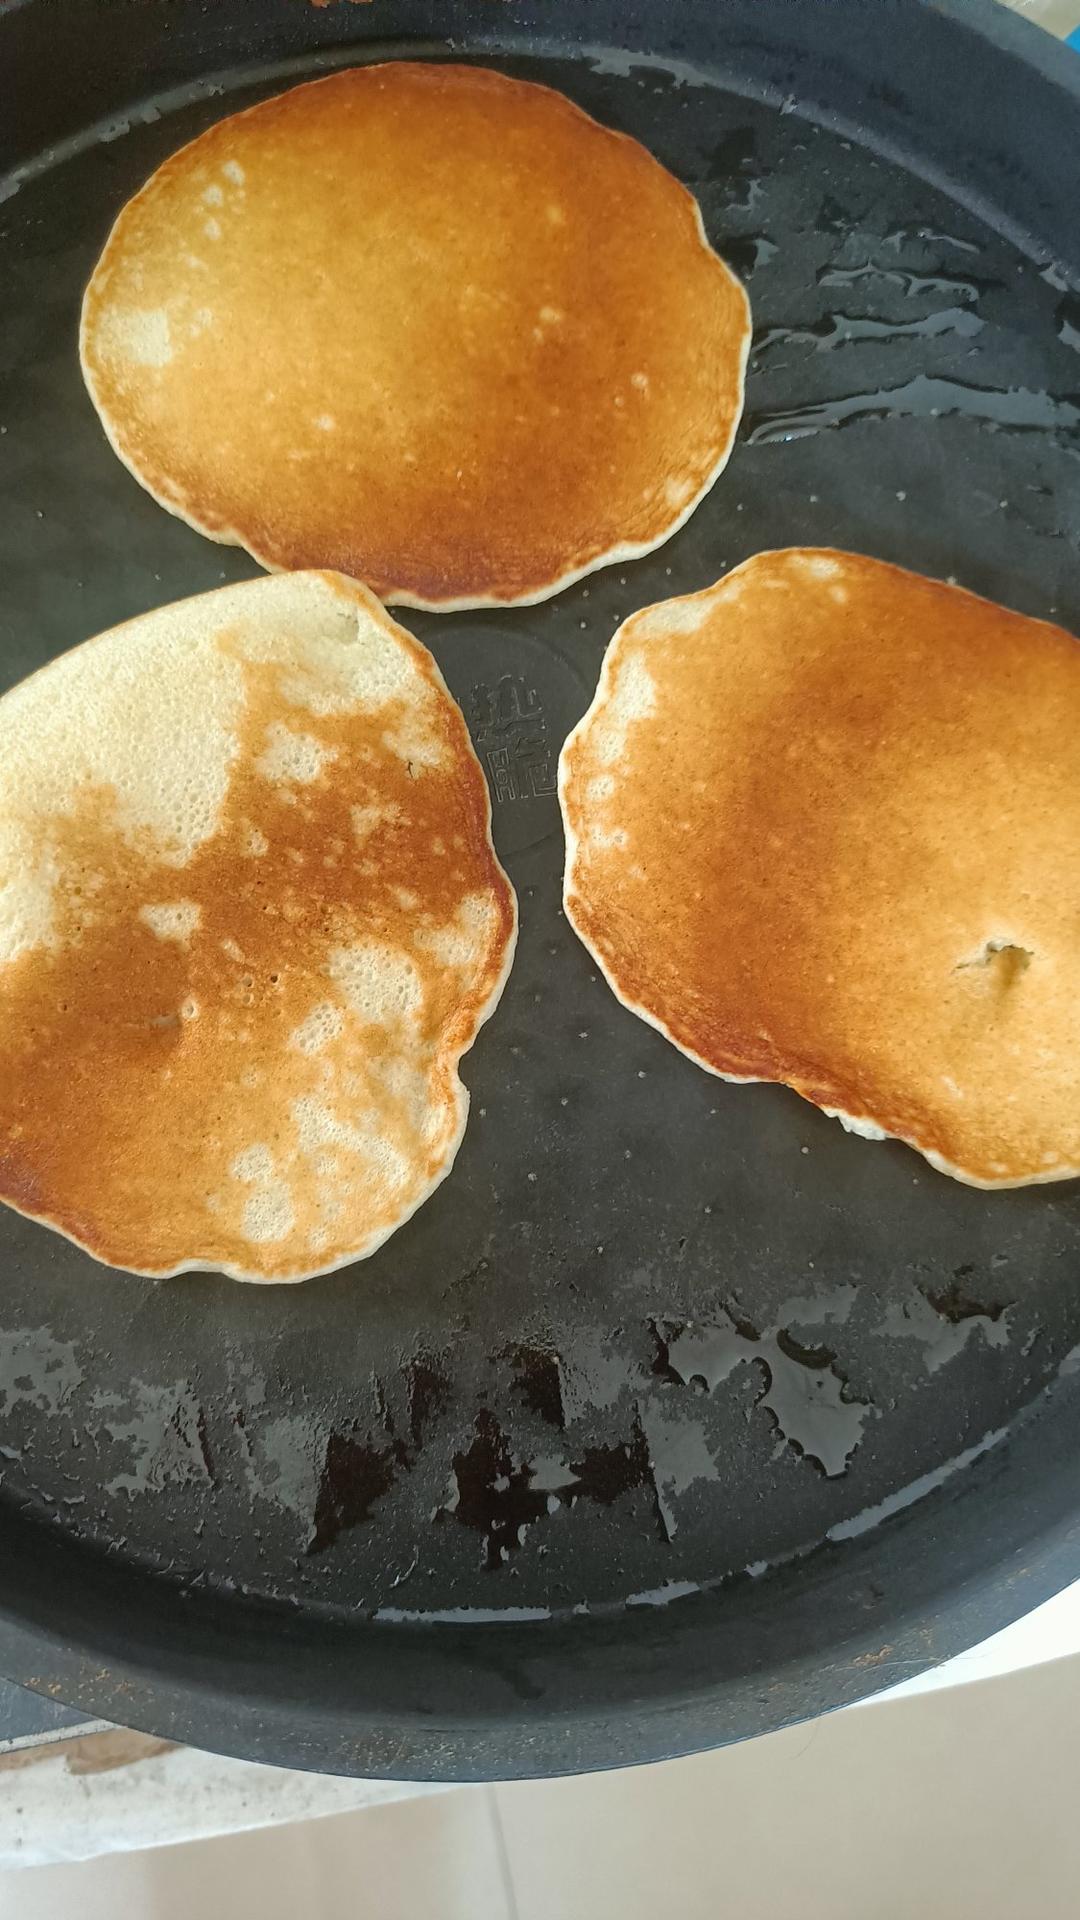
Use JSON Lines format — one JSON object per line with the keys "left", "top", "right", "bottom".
{"left": 495, "top": 1653, "right": 1080, "bottom": 1920}
{"left": 0, "top": 1783, "right": 512, "bottom": 1920}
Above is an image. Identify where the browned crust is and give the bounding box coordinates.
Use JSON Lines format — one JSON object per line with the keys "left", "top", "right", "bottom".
{"left": 561, "top": 549, "right": 1080, "bottom": 1187}
{"left": 80, "top": 62, "right": 750, "bottom": 609}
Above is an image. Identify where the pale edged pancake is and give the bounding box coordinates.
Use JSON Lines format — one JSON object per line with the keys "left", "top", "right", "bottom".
{"left": 79, "top": 62, "right": 750, "bottom": 610}
{"left": 0, "top": 572, "right": 515, "bottom": 1281}
{"left": 560, "top": 549, "right": 1080, "bottom": 1188}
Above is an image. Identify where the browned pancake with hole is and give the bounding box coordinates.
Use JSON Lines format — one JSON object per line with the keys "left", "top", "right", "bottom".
{"left": 560, "top": 548, "right": 1080, "bottom": 1187}
{"left": 0, "top": 571, "right": 515, "bottom": 1281}
{"left": 79, "top": 62, "right": 750, "bottom": 610}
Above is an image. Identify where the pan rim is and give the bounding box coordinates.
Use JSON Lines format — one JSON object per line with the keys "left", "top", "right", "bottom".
{"left": 1, "top": 0, "right": 1079, "bottom": 1778}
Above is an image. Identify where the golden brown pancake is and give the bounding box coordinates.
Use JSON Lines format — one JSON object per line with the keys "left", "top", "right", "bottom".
{"left": 0, "top": 572, "right": 515, "bottom": 1280}
{"left": 560, "top": 549, "right": 1080, "bottom": 1188}
{"left": 79, "top": 62, "right": 750, "bottom": 610}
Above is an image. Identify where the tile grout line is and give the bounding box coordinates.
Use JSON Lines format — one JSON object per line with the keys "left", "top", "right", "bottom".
{"left": 485, "top": 1786, "right": 522, "bottom": 1920}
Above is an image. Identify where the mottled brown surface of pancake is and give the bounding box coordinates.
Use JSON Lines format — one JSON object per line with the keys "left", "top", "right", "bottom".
{"left": 0, "top": 573, "right": 515, "bottom": 1280}
{"left": 79, "top": 63, "right": 750, "bottom": 609}
{"left": 561, "top": 550, "right": 1080, "bottom": 1187}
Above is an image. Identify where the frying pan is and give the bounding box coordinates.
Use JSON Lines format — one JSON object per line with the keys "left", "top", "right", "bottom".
{"left": 1, "top": 0, "right": 1080, "bottom": 1782}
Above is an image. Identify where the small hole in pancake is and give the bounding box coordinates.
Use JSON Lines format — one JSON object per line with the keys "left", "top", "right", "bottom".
{"left": 956, "top": 939, "right": 1034, "bottom": 989}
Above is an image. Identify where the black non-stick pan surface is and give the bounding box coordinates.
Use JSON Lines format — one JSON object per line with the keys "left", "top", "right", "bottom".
{"left": 1, "top": 0, "right": 1080, "bottom": 1780}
